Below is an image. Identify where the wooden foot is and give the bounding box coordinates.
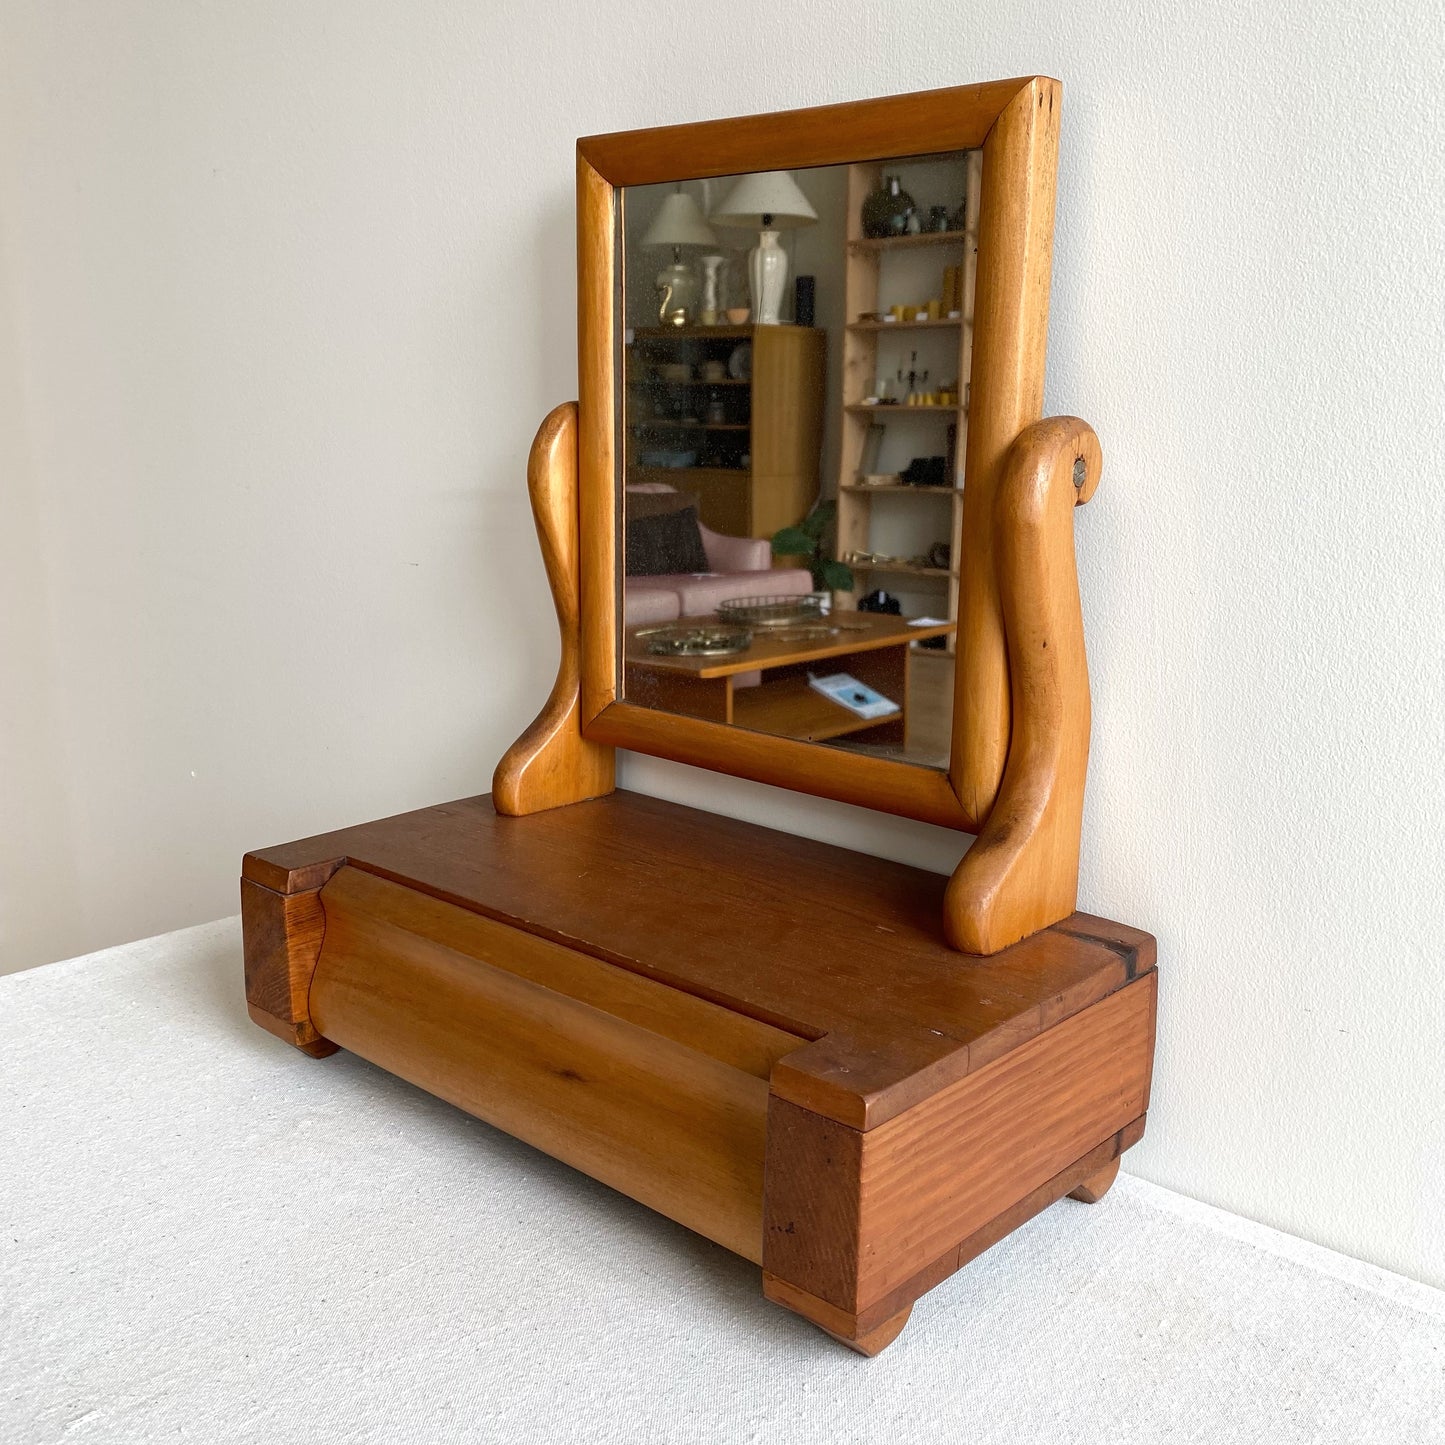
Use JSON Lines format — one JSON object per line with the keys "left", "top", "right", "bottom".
{"left": 763, "top": 1274, "right": 915, "bottom": 1356}
{"left": 246, "top": 1002, "right": 339, "bottom": 1058}
{"left": 241, "top": 876, "right": 339, "bottom": 1055}
{"left": 821, "top": 1306, "right": 913, "bottom": 1356}
{"left": 1068, "top": 1155, "right": 1120, "bottom": 1203}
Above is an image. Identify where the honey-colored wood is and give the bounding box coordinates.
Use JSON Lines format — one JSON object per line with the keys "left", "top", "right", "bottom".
{"left": 245, "top": 82, "right": 1154, "bottom": 1359}
{"left": 750, "top": 326, "right": 827, "bottom": 536}
{"left": 1068, "top": 1156, "right": 1121, "bottom": 1203}
{"left": 243, "top": 789, "right": 1156, "bottom": 1354}
{"left": 954, "top": 78, "right": 1061, "bottom": 822}
{"left": 577, "top": 153, "right": 619, "bottom": 727}
{"left": 321, "top": 866, "right": 805, "bottom": 1079}
{"left": 239, "top": 876, "right": 337, "bottom": 1056}
{"left": 493, "top": 402, "right": 615, "bottom": 816}
{"left": 762, "top": 1273, "right": 914, "bottom": 1355}
{"left": 587, "top": 703, "right": 973, "bottom": 829}
{"left": 732, "top": 674, "right": 900, "bottom": 743}
{"left": 825, "top": 1307, "right": 914, "bottom": 1357}
{"left": 847, "top": 229, "right": 969, "bottom": 254}
{"left": 574, "top": 78, "right": 1069, "bottom": 866}
{"left": 244, "top": 792, "right": 1147, "bottom": 1122}
{"left": 578, "top": 79, "right": 1035, "bottom": 185}
{"left": 309, "top": 865, "right": 775, "bottom": 1262}
{"left": 945, "top": 416, "right": 1101, "bottom": 953}
{"left": 763, "top": 975, "right": 1154, "bottom": 1322}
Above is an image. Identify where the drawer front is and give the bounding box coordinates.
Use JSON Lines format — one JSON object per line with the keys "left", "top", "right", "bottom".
{"left": 310, "top": 867, "right": 801, "bottom": 1262}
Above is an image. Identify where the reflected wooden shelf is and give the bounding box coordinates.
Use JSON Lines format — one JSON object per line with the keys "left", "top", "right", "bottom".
{"left": 631, "top": 325, "right": 755, "bottom": 340}
{"left": 847, "top": 319, "right": 961, "bottom": 332}
{"left": 846, "top": 229, "right": 968, "bottom": 254}
{"left": 845, "top": 404, "right": 961, "bottom": 415}
{"left": 733, "top": 675, "right": 901, "bottom": 742}
{"left": 846, "top": 560, "right": 956, "bottom": 579}
{"left": 841, "top": 483, "right": 961, "bottom": 497}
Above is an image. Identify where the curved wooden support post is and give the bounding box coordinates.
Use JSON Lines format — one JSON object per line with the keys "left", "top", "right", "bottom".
{"left": 493, "top": 403, "right": 615, "bottom": 815}
{"left": 1068, "top": 1155, "right": 1120, "bottom": 1204}
{"left": 953, "top": 77, "right": 1061, "bottom": 823}
{"left": 945, "top": 416, "right": 1102, "bottom": 954}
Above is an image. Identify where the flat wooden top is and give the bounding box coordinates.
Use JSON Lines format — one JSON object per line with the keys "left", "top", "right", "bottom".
{"left": 627, "top": 612, "right": 955, "bottom": 678}
{"left": 244, "top": 790, "right": 1152, "bottom": 1127}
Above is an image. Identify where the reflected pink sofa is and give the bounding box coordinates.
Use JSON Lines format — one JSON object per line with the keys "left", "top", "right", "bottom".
{"left": 624, "top": 486, "right": 813, "bottom": 626}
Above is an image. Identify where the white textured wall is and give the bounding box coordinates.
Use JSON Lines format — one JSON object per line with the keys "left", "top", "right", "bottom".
{"left": 1, "top": 2, "right": 1441, "bottom": 1292}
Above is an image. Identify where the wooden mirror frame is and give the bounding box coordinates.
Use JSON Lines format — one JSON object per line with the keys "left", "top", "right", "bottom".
{"left": 498, "top": 77, "right": 1104, "bottom": 952}
{"left": 576, "top": 78, "right": 1061, "bottom": 832}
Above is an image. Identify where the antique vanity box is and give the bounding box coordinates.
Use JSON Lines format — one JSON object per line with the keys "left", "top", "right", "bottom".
{"left": 243, "top": 78, "right": 1157, "bottom": 1355}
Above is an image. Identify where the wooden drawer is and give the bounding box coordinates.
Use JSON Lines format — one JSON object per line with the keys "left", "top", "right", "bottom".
{"left": 308, "top": 866, "right": 806, "bottom": 1262}
{"left": 242, "top": 790, "right": 1157, "bottom": 1354}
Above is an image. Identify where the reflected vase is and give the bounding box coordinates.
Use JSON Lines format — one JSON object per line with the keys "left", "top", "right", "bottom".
{"left": 748, "top": 231, "right": 788, "bottom": 325}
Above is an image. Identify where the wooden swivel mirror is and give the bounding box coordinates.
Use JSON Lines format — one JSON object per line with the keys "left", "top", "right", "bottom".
{"left": 244, "top": 78, "right": 1156, "bottom": 1357}
{"left": 499, "top": 75, "right": 1100, "bottom": 954}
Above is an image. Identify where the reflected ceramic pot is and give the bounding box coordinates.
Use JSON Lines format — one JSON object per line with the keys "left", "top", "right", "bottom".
{"left": 861, "top": 175, "right": 916, "bottom": 239}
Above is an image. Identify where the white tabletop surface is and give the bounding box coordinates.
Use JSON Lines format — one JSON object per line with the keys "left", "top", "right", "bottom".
{"left": 3, "top": 918, "right": 1443, "bottom": 1444}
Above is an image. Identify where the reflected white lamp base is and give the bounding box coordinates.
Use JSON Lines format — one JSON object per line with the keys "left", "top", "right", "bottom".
{"left": 748, "top": 230, "right": 788, "bottom": 325}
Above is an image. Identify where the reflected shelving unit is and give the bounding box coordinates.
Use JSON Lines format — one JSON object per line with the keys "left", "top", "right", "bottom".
{"left": 833, "top": 152, "right": 984, "bottom": 645}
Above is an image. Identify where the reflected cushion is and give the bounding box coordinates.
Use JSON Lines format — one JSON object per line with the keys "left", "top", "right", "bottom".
{"left": 626, "top": 505, "right": 710, "bottom": 577}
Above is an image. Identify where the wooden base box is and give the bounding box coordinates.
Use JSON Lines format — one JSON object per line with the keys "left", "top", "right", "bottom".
{"left": 243, "top": 789, "right": 1155, "bottom": 1354}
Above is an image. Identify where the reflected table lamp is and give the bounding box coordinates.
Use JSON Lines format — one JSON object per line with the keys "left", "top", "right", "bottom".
{"left": 640, "top": 190, "right": 717, "bottom": 326}
{"left": 710, "top": 170, "right": 817, "bottom": 325}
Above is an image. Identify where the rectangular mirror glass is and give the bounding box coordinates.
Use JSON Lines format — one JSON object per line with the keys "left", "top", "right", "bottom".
{"left": 617, "top": 150, "right": 980, "bottom": 771}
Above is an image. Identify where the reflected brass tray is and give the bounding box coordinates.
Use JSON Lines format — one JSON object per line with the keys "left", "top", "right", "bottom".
{"left": 716, "top": 594, "right": 826, "bottom": 629}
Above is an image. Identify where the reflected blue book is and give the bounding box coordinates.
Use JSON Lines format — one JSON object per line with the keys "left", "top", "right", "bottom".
{"left": 808, "top": 672, "right": 898, "bottom": 719}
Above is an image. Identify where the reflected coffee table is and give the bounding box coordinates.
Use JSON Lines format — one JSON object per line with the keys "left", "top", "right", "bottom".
{"left": 624, "top": 612, "right": 955, "bottom": 749}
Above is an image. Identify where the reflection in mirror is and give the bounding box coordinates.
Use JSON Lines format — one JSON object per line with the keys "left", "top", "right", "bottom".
{"left": 619, "top": 150, "right": 981, "bottom": 771}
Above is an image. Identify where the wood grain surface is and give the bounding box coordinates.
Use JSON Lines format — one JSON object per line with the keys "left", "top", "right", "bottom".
{"left": 947, "top": 416, "right": 1102, "bottom": 952}
{"left": 493, "top": 402, "right": 615, "bottom": 815}
{"left": 245, "top": 791, "right": 1144, "bottom": 1115}
{"left": 573, "top": 78, "right": 1070, "bottom": 871}
{"left": 244, "top": 788, "right": 1157, "bottom": 1354}
{"left": 310, "top": 865, "right": 775, "bottom": 1262}
{"left": 954, "top": 78, "right": 1062, "bottom": 822}
{"left": 239, "top": 877, "right": 337, "bottom": 1056}
{"left": 764, "top": 976, "right": 1155, "bottom": 1321}
{"left": 578, "top": 79, "right": 1039, "bottom": 185}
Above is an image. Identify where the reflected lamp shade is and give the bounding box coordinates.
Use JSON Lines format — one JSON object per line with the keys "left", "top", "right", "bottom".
{"left": 640, "top": 191, "right": 718, "bottom": 251}
{"left": 710, "top": 171, "right": 818, "bottom": 325}
{"left": 709, "top": 171, "right": 819, "bottom": 230}
{"left": 640, "top": 190, "right": 717, "bottom": 326}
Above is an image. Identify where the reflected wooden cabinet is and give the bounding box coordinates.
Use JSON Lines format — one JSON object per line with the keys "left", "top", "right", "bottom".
{"left": 626, "top": 323, "right": 825, "bottom": 539}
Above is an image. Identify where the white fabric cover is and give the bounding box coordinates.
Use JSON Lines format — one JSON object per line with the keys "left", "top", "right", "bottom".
{"left": 3, "top": 919, "right": 1443, "bottom": 1444}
